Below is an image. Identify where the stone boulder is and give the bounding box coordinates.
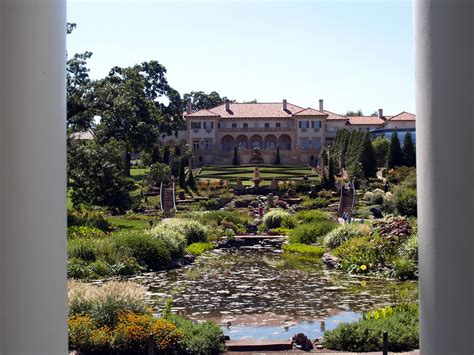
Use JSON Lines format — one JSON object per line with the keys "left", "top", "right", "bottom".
{"left": 322, "top": 253, "right": 339, "bottom": 268}
{"left": 292, "top": 333, "right": 313, "bottom": 351}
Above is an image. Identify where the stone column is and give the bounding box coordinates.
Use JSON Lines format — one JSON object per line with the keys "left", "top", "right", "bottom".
{"left": 415, "top": 1, "right": 473, "bottom": 354}
{"left": 0, "top": 0, "right": 67, "bottom": 354}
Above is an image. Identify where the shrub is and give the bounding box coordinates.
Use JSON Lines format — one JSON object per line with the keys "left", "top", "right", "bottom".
{"left": 160, "top": 218, "right": 209, "bottom": 244}
{"left": 302, "top": 197, "right": 329, "bottom": 208}
{"left": 363, "top": 188, "right": 385, "bottom": 205}
{"left": 67, "top": 210, "right": 113, "bottom": 231}
{"left": 394, "top": 187, "right": 417, "bottom": 217}
{"left": 293, "top": 210, "right": 330, "bottom": 224}
{"left": 68, "top": 225, "right": 106, "bottom": 240}
{"left": 68, "top": 314, "right": 111, "bottom": 353}
{"left": 289, "top": 220, "right": 337, "bottom": 244}
{"left": 113, "top": 230, "right": 171, "bottom": 270}
{"left": 186, "top": 242, "right": 215, "bottom": 256}
{"left": 151, "top": 319, "right": 183, "bottom": 353}
{"left": 111, "top": 312, "right": 154, "bottom": 354}
{"left": 68, "top": 280, "right": 149, "bottom": 328}
{"left": 373, "top": 216, "right": 413, "bottom": 251}
{"left": 332, "top": 235, "right": 382, "bottom": 273}
{"left": 262, "top": 209, "right": 292, "bottom": 230}
{"left": 398, "top": 233, "right": 418, "bottom": 262}
{"left": 282, "top": 243, "right": 325, "bottom": 257}
{"left": 150, "top": 223, "right": 187, "bottom": 257}
{"left": 323, "top": 224, "right": 368, "bottom": 249}
{"left": 68, "top": 238, "right": 98, "bottom": 261}
{"left": 323, "top": 304, "right": 419, "bottom": 352}
{"left": 391, "top": 257, "right": 418, "bottom": 280}
{"left": 166, "top": 314, "right": 225, "bottom": 355}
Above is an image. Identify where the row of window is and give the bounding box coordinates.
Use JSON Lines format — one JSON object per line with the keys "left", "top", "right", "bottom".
{"left": 190, "top": 122, "right": 214, "bottom": 130}
{"left": 298, "top": 120, "right": 323, "bottom": 129}
{"left": 299, "top": 137, "right": 322, "bottom": 149}
{"left": 192, "top": 139, "right": 214, "bottom": 150}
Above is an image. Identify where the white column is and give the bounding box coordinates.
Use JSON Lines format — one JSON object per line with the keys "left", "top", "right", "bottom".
{"left": 415, "top": 1, "right": 473, "bottom": 354}
{"left": 0, "top": 1, "right": 67, "bottom": 354}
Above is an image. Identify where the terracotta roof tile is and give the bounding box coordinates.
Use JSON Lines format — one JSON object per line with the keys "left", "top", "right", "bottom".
{"left": 347, "top": 116, "right": 385, "bottom": 125}
{"left": 324, "top": 110, "right": 348, "bottom": 121}
{"left": 185, "top": 109, "right": 220, "bottom": 117}
{"left": 385, "top": 111, "right": 416, "bottom": 122}
{"left": 293, "top": 107, "right": 328, "bottom": 116}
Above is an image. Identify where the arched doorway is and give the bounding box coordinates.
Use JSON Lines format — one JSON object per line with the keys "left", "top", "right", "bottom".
{"left": 221, "top": 135, "right": 235, "bottom": 152}
{"left": 278, "top": 134, "right": 292, "bottom": 150}
{"left": 249, "top": 135, "right": 263, "bottom": 149}
{"left": 236, "top": 135, "right": 249, "bottom": 150}
{"left": 264, "top": 135, "right": 277, "bottom": 149}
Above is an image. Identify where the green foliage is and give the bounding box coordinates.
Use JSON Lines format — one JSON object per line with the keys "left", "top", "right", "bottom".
{"left": 402, "top": 132, "right": 416, "bottom": 167}
{"left": 398, "top": 233, "right": 418, "bottom": 262}
{"left": 68, "top": 139, "right": 134, "bottom": 213}
{"left": 327, "top": 156, "right": 336, "bottom": 189}
{"left": 394, "top": 186, "right": 417, "bottom": 217}
{"left": 323, "top": 224, "right": 369, "bottom": 249}
{"left": 163, "top": 146, "right": 170, "bottom": 165}
{"left": 302, "top": 197, "right": 329, "bottom": 208}
{"left": 362, "top": 188, "right": 385, "bottom": 205}
{"left": 150, "top": 142, "right": 162, "bottom": 165}
{"left": 159, "top": 218, "right": 209, "bottom": 244}
{"left": 113, "top": 230, "right": 171, "bottom": 270}
{"left": 323, "top": 304, "right": 419, "bottom": 352}
{"left": 293, "top": 210, "right": 331, "bottom": 224}
{"left": 359, "top": 132, "right": 377, "bottom": 178}
{"left": 372, "top": 136, "right": 390, "bottom": 167}
{"left": 150, "top": 223, "right": 187, "bottom": 258}
{"left": 68, "top": 226, "right": 106, "bottom": 240}
{"left": 391, "top": 257, "right": 417, "bottom": 280}
{"left": 320, "top": 148, "right": 328, "bottom": 166}
{"left": 145, "top": 162, "right": 170, "bottom": 188}
{"left": 187, "top": 168, "right": 197, "bottom": 190}
{"left": 332, "top": 235, "right": 382, "bottom": 273}
{"left": 67, "top": 210, "right": 113, "bottom": 232}
{"left": 186, "top": 242, "right": 215, "bottom": 256}
{"left": 233, "top": 145, "right": 239, "bottom": 166}
{"left": 387, "top": 132, "right": 404, "bottom": 168}
{"left": 183, "top": 90, "right": 232, "bottom": 111}
{"left": 166, "top": 314, "right": 225, "bottom": 355}
{"left": 282, "top": 243, "right": 325, "bottom": 257}
{"left": 262, "top": 209, "right": 292, "bottom": 230}
{"left": 68, "top": 238, "right": 99, "bottom": 261}
{"left": 178, "top": 158, "right": 186, "bottom": 188}
{"left": 289, "top": 220, "right": 338, "bottom": 244}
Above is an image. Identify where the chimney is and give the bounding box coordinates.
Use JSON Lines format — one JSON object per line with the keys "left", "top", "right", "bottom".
{"left": 283, "top": 99, "right": 288, "bottom": 111}
{"left": 186, "top": 99, "right": 192, "bottom": 114}
{"left": 319, "top": 99, "right": 324, "bottom": 112}
{"left": 378, "top": 108, "right": 383, "bottom": 117}
{"left": 225, "top": 101, "right": 230, "bottom": 111}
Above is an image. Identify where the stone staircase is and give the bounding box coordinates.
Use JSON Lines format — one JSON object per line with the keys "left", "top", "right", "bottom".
{"left": 160, "top": 180, "right": 176, "bottom": 217}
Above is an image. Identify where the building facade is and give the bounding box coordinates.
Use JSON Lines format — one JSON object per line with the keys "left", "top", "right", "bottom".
{"left": 163, "top": 100, "right": 416, "bottom": 166}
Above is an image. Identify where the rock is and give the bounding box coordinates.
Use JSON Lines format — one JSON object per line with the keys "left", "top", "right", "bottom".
{"left": 322, "top": 253, "right": 339, "bottom": 268}
{"left": 292, "top": 333, "right": 314, "bottom": 351}
{"left": 370, "top": 207, "right": 384, "bottom": 218}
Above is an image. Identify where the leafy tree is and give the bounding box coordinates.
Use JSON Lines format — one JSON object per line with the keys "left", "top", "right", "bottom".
{"left": 233, "top": 146, "right": 239, "bottom": 166}
{"left": 275, "top": 145, "right": 281, "bottom": 165}
{"left": 145, "top": 163, "right": 170, "bottom": 188}
{"left": 183, "top": 91, "right": 233, "bottom": 111}
{"left": 178, "top": 158, "right": 186, "bottom": 188}
{"left": 150, "top": 143, "right": 162, "bottom": 164}
{"left": 163, "top": 146, "right": 170, "bottom": 165}
{"left": 93, "top": 61, "right": 183, "bottom": 175}
{"left": 359, "top": 132, "right": 377, "bottom": 178}
{"left": 187, "top": 168, "right": 197, "bottom": 190}
{"left": 327, "top": 156, "right": 336, "bottom": 189}
{"left": 174, "top": 144, "right": 182, "bottom": 157}
{"left": 345, "top": 110, "right": 363, "bottom": 116}
{"left": 402, "top": 132, "right": 416, "bottom": 167}
{"left": 387, "top": 132, "right": 404, "bottom": 169}
{"left": 320, "top": 148, "right": 328, "bottom": 166}
{"left": 67, "top": 139, "right": 134, "bottom": 213}
{"left": 372, "top": 136, "right": 390, "bottom": 167}
{"left": 67, "top": 23, "right": 94, "bottom": 131}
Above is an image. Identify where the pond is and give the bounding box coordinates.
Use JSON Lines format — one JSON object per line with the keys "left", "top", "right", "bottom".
{"left": 131, "top": 247, "right": 417, "bottom": 340}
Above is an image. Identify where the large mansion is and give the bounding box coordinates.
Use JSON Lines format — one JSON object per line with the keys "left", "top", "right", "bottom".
{"left": 164, "top": 99, "right": 416, "bottom": 166}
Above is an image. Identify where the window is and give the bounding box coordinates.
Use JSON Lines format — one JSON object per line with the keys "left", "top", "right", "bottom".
{"left": 204, "top": 139, "right": 213, "bottom": 150}
{"left": 265, "top": 122, "right": 270, "bottom": 128}
{"left": 192, "top": 140, "right": 200, "bottom": 150}
{"left": 276, "top": 122, "right": 281, "bottom": 128}
{"left": 243, "top": 123, "right": 248, "bottom": 128}
{"left": 299, "top": 137, "right": 310, "bottom": 149}
{"left": 299, "top": 121, "right": 309, "bottom": 129}
{"left": 311, "top": 138, "right": 322, "bottom": 149}
{"left": 311, "top": 120, "right": 322, "bottom": 129}
{"left": 232, "top": 123, "right": 237, "bottom": 128}
{"left": 191, "top": 122, "right": 201, "bottom": 129}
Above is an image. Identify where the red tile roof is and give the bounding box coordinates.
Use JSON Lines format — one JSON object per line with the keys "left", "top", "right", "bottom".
{"left": 385, "top": 111, "right": 416, "bottom": 122}
{"left": 347, "top": 116, "right": 385, "bottom": 125}
{"left": 186, "top": 102, "right": 307, "bottom": 119}
{"left": 323, "top": 110, "right": 348, "bottom": 121}
{"left": 293, "top": 107, "right": 328, "bottom": 116}
{"left": 185, "top": 109, "right": 220, "bottom": 117}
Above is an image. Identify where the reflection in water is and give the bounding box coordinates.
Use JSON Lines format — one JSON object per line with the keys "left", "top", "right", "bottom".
{"left": 131, "top": 248, "right": 417, "bottom": 340}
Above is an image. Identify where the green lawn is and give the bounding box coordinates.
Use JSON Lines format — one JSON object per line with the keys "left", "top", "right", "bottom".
{"left": 106, "top": 215, "right": 153, "bottom": 230}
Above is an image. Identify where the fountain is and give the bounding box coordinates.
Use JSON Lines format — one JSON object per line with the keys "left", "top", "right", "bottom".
{"left": 249, "top": 147, "right": 265, "bottom": 165}
{"left": 251, "top": 166, "right": 262, "bottom": 188}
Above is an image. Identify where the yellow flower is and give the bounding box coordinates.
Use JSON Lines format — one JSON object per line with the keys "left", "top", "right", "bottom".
{"left": 360, "top": 264, "right": 367, "bottom": 271}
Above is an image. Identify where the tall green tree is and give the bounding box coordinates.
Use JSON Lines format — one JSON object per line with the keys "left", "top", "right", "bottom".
{"left": 187, "top": 168, "right": 197, "bottom": 190}
{"left": 320, "top": 148, "right": 328, "bottom": 166}
{"left": 67, "top": 139, "right": 134, "bottom": 213}
{"left": 183, "top": 91, "right": 233, "bottom": 111}
{"left": 174, "top": 145, "right": 182, "bottom": 157}
{"left": 359, "top": 132, "right": 377, "bottom": 178}
{"left": 93, "top": 61, "right": 183, "bottom": 175}
{"left": 345, "top": 109, "right": 363, "bottom": 116}
{"left": 150, "top": 143, "right": 162, "bottom": 164}
{"left": 275, "top": 145, "right": 281, "bottom": 165}
{"left": 162, "top": 146, "right": 170, "bottom": 165}
{"left": 372, "top": 136, "right": 390, "bottom": 167}
{"left": 233, "top": 146, "right": 239, "bottom": 166}
{"left": 327, "top": 156, "right": 336, "bottom": 189}
{"left": 387, "top": 132, "right": 404, "bottom": 169}
{"left": 178, "top": 158, "right": 186, "bottom": 188}
{"left": 402, "top": 132, "right": 416, "bottom": 167}
{"left": 67, "top": 23, "right": 94, "bottom": 131}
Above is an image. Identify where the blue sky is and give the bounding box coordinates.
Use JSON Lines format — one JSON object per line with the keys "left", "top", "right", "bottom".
{"left": 67, "top": 0, "right": 414, "bottom": 115}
